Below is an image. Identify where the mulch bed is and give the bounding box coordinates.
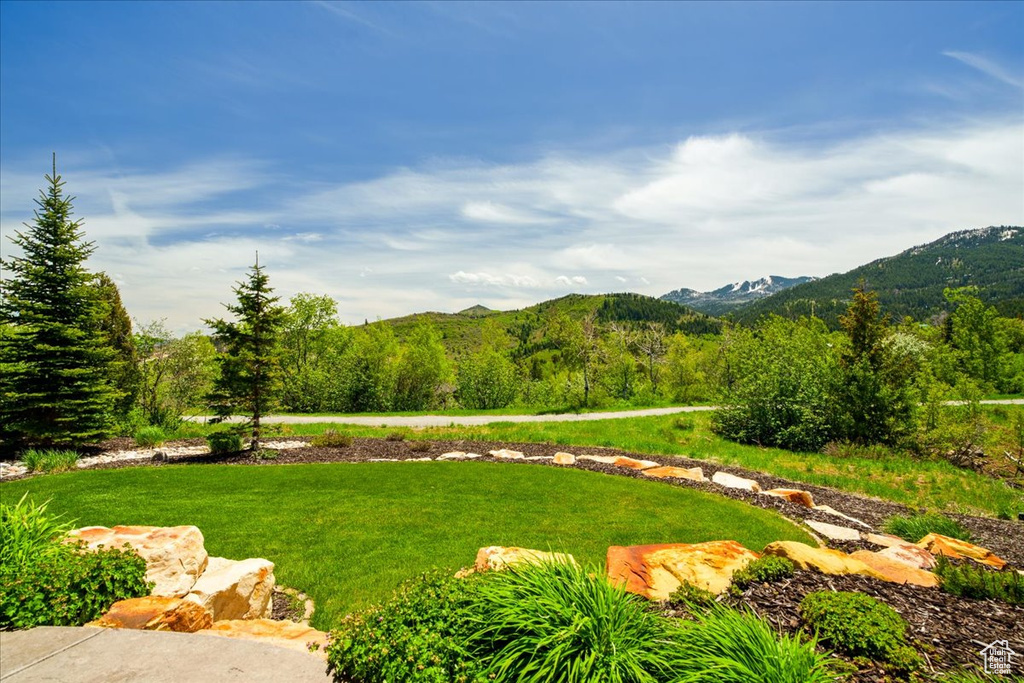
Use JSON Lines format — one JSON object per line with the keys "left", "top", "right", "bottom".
{"left": 9, "top": 435, "right": 1024, "bottom": 677}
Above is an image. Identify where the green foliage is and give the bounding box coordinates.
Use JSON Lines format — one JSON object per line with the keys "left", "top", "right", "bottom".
{"left": 92, "top": 272, "right": 140, "bottom": 425}
{"left": 134, "top": 322, "right": 218, "bottom": 427}
{"left": 278, "top": 293, "right": 351, "bottom": 413}
{"left": 456, "top": 345, "right": 520, "bottom": 410}
{"left": 206, "top": 258, "right": 287, "bottom": 449}
{"left": 206, "top": 432, "right": 242, "bottom": 454}
{"left": 0, "top": 493, "right": 73, "bottom": 569}
{"left": 0, "top": 161, "right": 121, "bottom": 447}
{"left": 326, "top": 570, "right": 485, "bottom": 683}
{"left": 395, "top": 323, "right": 454, "bottom": 410}
{"left": 469, "top": 560, "right": 681, "bottom": 683}
{"left": 21, "top": 449, "right": 80, "bottom": 473}
{"left": 933, "top": 556, "right": 1024, "bottom": 605}
{"left": 310, "top": 429, "right": 352, "bottom": 448}
{"left": 730, "top": 556, "right": 795, "bottom": 590}
{"left": 945, "top": 287, "right": 1009, "bottom": 391}
{"left": 668, "top": 581, "right": 717, "bottom": 611}
{"left": 133, "top": 425, "right": 166, "bottom": 448}
{"left": 881, "top": 513, "right": 971, "bottom": 543}
{"left": 340, "top": 323, "right": 400, "bottom": 412}
{"left": 670, "top": 604, "right": 838, "bottom": 683}
{"left": 800, "top": 591, "right": 922, "bottom": 674}
{"left": 0, "top": 542, "right": 151, "bottom": 630}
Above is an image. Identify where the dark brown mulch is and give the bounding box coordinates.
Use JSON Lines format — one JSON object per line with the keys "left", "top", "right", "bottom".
{"left": 270, "top": 589, "right": 307, "bottom": 622}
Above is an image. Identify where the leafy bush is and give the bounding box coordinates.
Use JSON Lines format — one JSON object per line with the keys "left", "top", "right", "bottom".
{"left": 670, "top": 604, "right": 838, "bottom": 683}
{"left": 0, "top": 542, "right": 151, "bottom": 629}
{"left": 20, "top": 449, "right": 80, "bottom": 473}
{"left": 133, "top": 425, "right": 166, "bottom": 448}
{"left": 384, "top": 431, "right": 407, "bottom": 442}
{"left": 468, "top": 560, "right": 681, "bottom": 682}
{"left": 731, "top": 556, "right": 795, "bottom": 591}
{"left": 934, "top": 556, "right": 1024, "bottom": 605}
{"left": 206, "top": 432, "right": 242, "bottom": 454}
{"left": 881, "top": 513, "right": 971, "bottom": 543}
{"left": 408, "top": 440, "right": 432, "bottom": 453}
{"left": 310, "top": 429, "right": 352, "bottom": 448}
{"left": 326, "top": 570, "right": 484, "bottom": 683}
{"left": 800, "top": 591, "right": 922, "bottom": 673}
{"left": 0, "top": 494, "right": 73, "bottom": 569}
{"left": 668, "top": 581, "right": 717, "bottom": 611}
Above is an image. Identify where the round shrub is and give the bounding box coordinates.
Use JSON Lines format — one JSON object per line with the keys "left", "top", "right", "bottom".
{"left": 133, "top": 425, "right": 166, "bottom": 448}
{"left": 731, "top": 556, "right": 795, "bottom": 591}
{"left": 668, "top": 581, "right": 717, "bottom": 611}
{"left": 206, "top": 432, "right": 242, "bottom": 454}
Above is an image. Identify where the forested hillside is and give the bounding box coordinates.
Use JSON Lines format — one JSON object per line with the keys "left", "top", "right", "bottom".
{"left": 732, "top": 227, "right": 1023, "bottom": 326}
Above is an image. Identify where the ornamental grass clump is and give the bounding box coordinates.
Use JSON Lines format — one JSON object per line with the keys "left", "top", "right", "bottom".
{"left": 934, "top": 556, "right": 1024, "bottom": 605}
{"left": 310, "top": 429, "right": 352, "bottom": 448}
{"left": 881, "top": 512, "right": 970, "bottom": 543}
{"left": 0, "top": 493, "right": 73, "bottom": 569}
{"left": 20, "top": 449, "right": 79, "bottom": 473}
{"left": 133, "top": 425, "right": 166, "bottom": 448}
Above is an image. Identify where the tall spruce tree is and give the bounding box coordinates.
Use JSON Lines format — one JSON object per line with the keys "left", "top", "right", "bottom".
{"left": 205, "top": 256, "right": 286, "bottom": 451}
{"left": 0, "top": 158, "right": 120, "bottom": 447}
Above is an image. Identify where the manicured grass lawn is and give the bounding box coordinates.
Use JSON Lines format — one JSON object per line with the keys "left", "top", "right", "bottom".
{"left": 0, "top": 461, "right": 811, "bottom": 629}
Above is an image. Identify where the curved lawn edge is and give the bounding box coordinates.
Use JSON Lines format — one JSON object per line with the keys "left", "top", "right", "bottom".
{"left": 0, "top": 461, "right": 813, "bottom": 629}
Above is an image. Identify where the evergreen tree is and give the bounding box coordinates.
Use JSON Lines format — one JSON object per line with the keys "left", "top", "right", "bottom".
{"left": 0, "top": 159, "right": 120, "bottom": 447}
{"left": 205, "top": 256, "right": 286, "bottom": 451}
{"left": 93, "top": 272, "right": 140, "bottom": 424}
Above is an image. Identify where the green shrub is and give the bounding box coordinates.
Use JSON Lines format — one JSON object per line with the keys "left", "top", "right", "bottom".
{"left": 325, "top": 570, "right": 484, "bottom": 683}
{"left": 670, "top": 604, "right": 838, "bottom": 683}
{"left": 0, "top": 493, "right": 74, "bottom": 569}
{"left": 408, "top": 440, "right": 432, "bottom": 453}
{"left": 0, "top": 542, "right": 151, "bottom": 629}
{"left": 310, "top": 429, "right": 352, "bottom": 448}
{"left": 934, "top": 556, "right": 1024, "bottom": 605}
{"left": 384, "top": 431, "right": 407, "bottom": 442}
{"left": 206, "top": 432, "right": 242, "bottom": 454}
{"left": 668, "top": 581, "right": 717, "bottom": 611}
{"left": 881, "top": 513, "right": 971, "bottom": 543}
{"left": 468, "top": 560, "right": 681, "bottom": 682}
{"left": 133, "top": 426, "right": 166, "bottom": 448}
{"left": 800, "top": 591, "right": 922, "bottom": 674}
{"left": 20, "top": 449, "right": 80, "bottom": 473}
{"left": 731, "top": 556, "right": 795, "bottom": 591}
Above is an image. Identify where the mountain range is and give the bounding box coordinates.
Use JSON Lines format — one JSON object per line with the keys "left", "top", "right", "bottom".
{"left": 660, "top": 275, "right": 816, "bottom": 316}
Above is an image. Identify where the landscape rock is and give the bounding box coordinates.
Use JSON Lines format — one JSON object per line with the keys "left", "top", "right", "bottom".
{"left": 862, "top": 532, "right": 912, "bottom": 548}
{"left": 805, "top": 520, "right": 862, "bottom": 542}
{"left": 641, "top": 465, "right": 706, "bottom": 482}
{"left": 762, "top": 541, "right": 885, "bottom": 579}
{"left": 916, "top": 533, "right": 1007, "bottom": 569}
{"left": 761, "top": 488, "right": 815, "bottom": 508}
{"left": 524, "top": 456, "right": 553, "bottom": 461}
{"left": 607, "top": 541, "right": 759, "bottom": 599}
{"left": 578, "top": 455, "right": 619, "bottom": 465}
{"left": 552, "top": 452, "right": 576, "bottom": 465}
{"left": 613, "top": 456, "right": 660, "bottom": 470}
{"left": 67, "top": 525, "right": 208, "bottom": 597}
{"left": 849, "top": 550, "right": 940, "bottom": 588}
{"left": 711, "top": 471, "right": 761, "bottom": 492}
{"left": 488, "top": 449, "right": 524, "bottom": 460}
{"left": 469, "top": 546, "right": 577, "bottom": 574}
{"left": 90, "top": 596, "right": 213, "bottom": 633}
{"left": 185, "top": 557, "right": 275, "bottom": 621}
{"left": 877, "top": 544, "right": 937, "bottom": 570}
{"left": 198, "top": 619, "right": 329, "bottom": 660}
{"left": 812, "top": 505, "right": 871, "bottom": 528}
{"left": 437, "top": 451, "right": 467, "bottom": 460}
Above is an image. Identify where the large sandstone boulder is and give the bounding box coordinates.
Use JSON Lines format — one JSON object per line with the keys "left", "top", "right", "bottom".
{"left": 185, "top": 557, "right": 275, "bottom": 621}
{"left": 67, "top": 525, "right": 208, "bottom": 597}
{"left": 90, "top": 596, "right": 212, "bottom": 633}
{"left": 916, "top": 534, "right": 1007, "bottom": 570}
{"left": 877, "top": 544, "right": 936, "bottom": 570}
{"left": 470, "top": 546, "right": 577, "bottom": 573}
{"left": 862, "top": 532, "right": 912, "bottom": 549}
{"left": 762, "top": 489, "right": 815, "bottom": 508}
{"left": 711, "top": 471, "right": 761, "bottom": 492}
{"left": 762, "top": 541, "right": 885, "bottom": 579}
{"left": 849, "top": 550, "right": 940, "bottom": 588}
{"left": 198, "top": 619, "right": 329, "bottom": 659}
{"left": 641, "top": 466, "right": 706, "bottom": 482}
{"left": 607, "top": 541, "right": 759, "bottom": 599}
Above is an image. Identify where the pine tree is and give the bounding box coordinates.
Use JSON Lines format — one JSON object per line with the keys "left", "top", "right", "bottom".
{"left": 205, "top": 256, "right": 286, "bottom": 451}
{"left": 0, "top": 158, "right": 121, "bottom": 447}
{"left": 94, "top": 272, "right": 140, "bottom": 424}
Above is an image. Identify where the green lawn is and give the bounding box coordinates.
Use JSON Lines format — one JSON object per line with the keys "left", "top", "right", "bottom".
{"left": 0, "top": 461, "right": 811, "bottom": 629}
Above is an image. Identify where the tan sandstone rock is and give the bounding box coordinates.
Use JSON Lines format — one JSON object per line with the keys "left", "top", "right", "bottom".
{"left": 862, "top": 532, "right": 912, "bottom": 549}
{"left": 471, "top": 546, "right": 577, "bottom": 573}
{"left": 641, "top": 466, "right": 706, "bottom": 482}
{"left": 199, "top": 619, "right": 329, "bottom": 659}
{"left": 812, "top": 505, "right": 870, "bottom": 529}
{"left": 916, "top": 534, "right": 1007, "bottom": 570}
{"left": 185, "top": 557, "right": 275, "bottom": 621}
{"left": 613, "top": 457, "right": 660, "bottom": 470}
{"left": 578, "top": 455, "right": 619, "bottom": 464}
{"left": 606, "top": 541, "right": 759, "bottom": 599}
{"left": 762, "top": 541, "right": 885, "bottom": 579}
{"left": 68, "top": 525, "right": 208, "bottom": 597}
{"left": 488, "top": 449, "right": 525, "bottom": 460}
{"left": 762, "top": 489, "right": 815, "bottom": 508}
{"left": 553, "top": 452, "right": 576, "bottom": 465}
{"left": 805, "top": 520, "right": 861, "bottom": 542}
{"left": 849, "top": 550, "right": 940, "bottom": 588}
{"left": 877, "top": 544, "right": 936, "bottom": 570}
{"left": 90, "top": 596, "right": 213, "bottom": 633}
{"left": 711, "top": 471, "right": 761, "bottom": 492}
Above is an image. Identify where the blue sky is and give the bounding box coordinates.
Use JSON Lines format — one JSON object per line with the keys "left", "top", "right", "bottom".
{"left": 1, "top": 1, "right": 1022, "bottom": 330}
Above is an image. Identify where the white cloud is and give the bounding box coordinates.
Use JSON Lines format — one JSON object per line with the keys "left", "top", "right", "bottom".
{"left": 943, "top": 51, "right": 1023, "bottom": 89}
{"left": 449, "top": 271, "right": 540, "bottom": 288}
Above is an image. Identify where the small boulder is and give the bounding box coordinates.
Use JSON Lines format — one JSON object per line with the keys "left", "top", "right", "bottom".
{"left": 849, "top": 550, "right": 939, "bottom": 588}
{"left": 812, "top": 505, "right": 871, "bottom": 529}
{"left": 916, "top": 534, "right": 1007, "bottom": 570}
{"left": 613, "top": 457, "right": 660, "bottom": 470}
{"left": 805, "top": 520, "right": 861, "bottom": 542}
{"left": 862, "top": 532, "right": 912, "bottom": 549}
{"left": 437, "top": 451, "right": 467, "bottom": 460}
{"left": 471, "top": 546, "right": 577, "bottom": 574}
{"left": 90, "top": 596, "right": 212, "bottom": 633}
{"left": 67, "top": 525, "right": 208, "bottom": 597}
{"left": 578, "top": 455, "right": 619, "bottom": 465}
{"left": 606, "top": 541, "right": 759, "bottom": 599}
{"left": 185, "top": 557, "right": 275, "bottom": 621}
{"left": 877, "top": 544, "right": 936, "bottom": 570}
{"left": 711, "top": 471, "right": 761, "bottom": 492}
{"left": 488, "top": 449, "right": 524, "bottom": 460}
{"left": 762, "top": 489, "right": 815, "bottom": 508}
{"left": 198, "top": 619, "right": 329, "bottom": 659}
{"left": 762, "top": 541, "right": 885, "bottom": 579}
{"left": 553, "top": 452, "right": 576, "bottom": 465}
{"left": 641, "top": 466, "right": 706, "bottom": 482}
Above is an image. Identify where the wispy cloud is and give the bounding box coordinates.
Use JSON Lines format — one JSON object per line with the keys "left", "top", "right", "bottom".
{"left": 312, "top": 1, "right": 396, "bottom": 37}
{"left": 943, "top": 51, "right": 1023, "bottom": 88}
